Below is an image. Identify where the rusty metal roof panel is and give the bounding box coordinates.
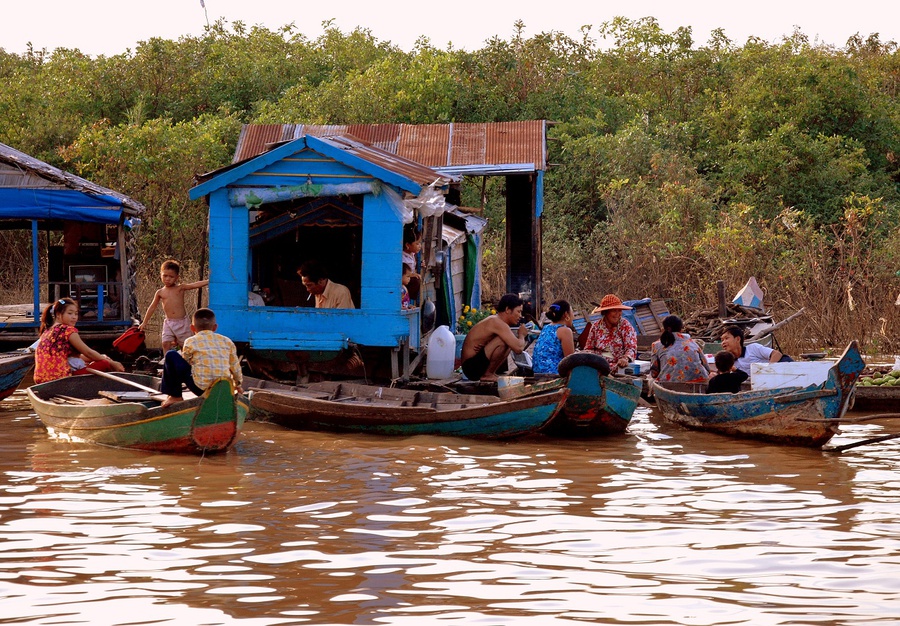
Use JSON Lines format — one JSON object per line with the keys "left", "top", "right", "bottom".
{"left": 233, "top": 124, "right": 286, "bottom": 163}
{"left": 319, "top": 134, "right": 451, "bottom": 189}
{"left": 300, "top": 124, "right": 348, "bottom": 139}
{"left": 397, "top": 124, "right": 452, "bottom": 168}
{"left": 485, "top": 121, "right": 545, "bottom": 168}
{"left": 234, "top": 121, "right": 548, "bottom": 171}
{"left": 448, "top": 123, "right": 487, "bottom": 167}
{"left": 346, "top": 124, "right": 402, "bottom": 154}
{"left": 0, "top": 142, "right": 145, "bottom": 214}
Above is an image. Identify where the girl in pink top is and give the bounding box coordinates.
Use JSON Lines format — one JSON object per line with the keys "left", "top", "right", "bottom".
{"left": 33, "top": 298, "right": 125, "bottom": 384}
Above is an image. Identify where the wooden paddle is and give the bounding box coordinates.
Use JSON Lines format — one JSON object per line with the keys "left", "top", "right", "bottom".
{"left": 86, "top": 368, "right": 165, "bottom": 397}
{"left": 827, "top": 432, "right": 900, "bottom": 453}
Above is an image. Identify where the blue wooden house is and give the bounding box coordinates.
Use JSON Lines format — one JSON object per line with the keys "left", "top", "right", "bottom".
{"left": 0, "top": 142, "right": 144, "bottom": 345}
{"left": 234, "top": 122, "right": 549, "bottom": 312}
{"left": 189, "top": 134, "right": 456, "bottom": 380}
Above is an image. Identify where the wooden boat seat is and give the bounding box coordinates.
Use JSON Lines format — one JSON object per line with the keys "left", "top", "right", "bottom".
{"left": 96, "top": 389, "right": 196, "bottom": 404}
{"left": 99, "top": 390, "right": 164, "bottom": 403}
{"left": 50, "top": 395, "right": 113, "bottom": 406}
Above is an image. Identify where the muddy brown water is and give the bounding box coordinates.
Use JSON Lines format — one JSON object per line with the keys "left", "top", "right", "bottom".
{"left": 1, "top": 389, "right": 899, "bottom": 625}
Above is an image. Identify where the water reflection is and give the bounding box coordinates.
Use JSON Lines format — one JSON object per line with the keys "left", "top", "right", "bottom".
{"left": 0, "top": 398, "right": 899, "bottom": 624}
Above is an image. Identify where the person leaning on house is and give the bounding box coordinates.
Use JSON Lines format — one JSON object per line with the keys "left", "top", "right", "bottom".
{"left": 460, "top": 293, "right": 529, "bottom": 382}
{"left": 297, "top": 260, "right": 355, "bottom": 309}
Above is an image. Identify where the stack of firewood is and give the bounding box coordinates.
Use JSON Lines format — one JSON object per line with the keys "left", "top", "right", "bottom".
{"left": 683, "top": 303, "right": 770, "bottom": 341}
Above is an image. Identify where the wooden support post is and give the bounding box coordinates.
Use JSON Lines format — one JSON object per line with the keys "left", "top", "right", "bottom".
{"left": 402, "top": 339, "right": 410, "bottom": 380}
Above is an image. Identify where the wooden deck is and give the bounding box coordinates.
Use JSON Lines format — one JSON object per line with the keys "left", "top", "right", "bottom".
{"left": 0, "top": 303, "right": 43, "bottom": 325}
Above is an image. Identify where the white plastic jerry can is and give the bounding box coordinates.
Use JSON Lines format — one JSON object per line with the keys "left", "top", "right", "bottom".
{"left": 427, "top": 325, "right": 456, "bottom": 379}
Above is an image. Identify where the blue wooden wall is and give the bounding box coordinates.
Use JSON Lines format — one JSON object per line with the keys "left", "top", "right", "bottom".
{"left": 205, "top": 147, "right": 420, "bottom": 352}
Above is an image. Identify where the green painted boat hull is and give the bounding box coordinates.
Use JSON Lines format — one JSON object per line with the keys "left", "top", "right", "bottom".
{"left": 27, "top": 373, "right": 247, "bottom": 454}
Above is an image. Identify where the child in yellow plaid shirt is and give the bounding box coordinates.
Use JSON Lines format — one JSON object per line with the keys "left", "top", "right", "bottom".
{"left": 160, "top": 308, "right": 243, "bottom": 407}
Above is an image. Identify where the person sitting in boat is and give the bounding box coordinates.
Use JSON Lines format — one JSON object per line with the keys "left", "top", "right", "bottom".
{"left": 532, "top": 300, "right": 576, "bottom": 375}
{"left": 460, "top": 293, "right": 529, "bottom": 382}
{"left": 583, "top": 294, "right": 637, "bottom": 372}
{"left": 33, "top": 298, "right": 125, "bottom": 384}
{"left": 717, "top": 324, "right": 784, "bottom": 377}
{"left": 297, "top": 260, "right": 355, "bottom": 309}
{"left": 649, "top": 315, "right": 710, "bottom": 383}
{"left": 159, "top": 308, "right": 243, "bottom": 408}
{"left": 706, "top": 350, "right": 749, "bottom": 394}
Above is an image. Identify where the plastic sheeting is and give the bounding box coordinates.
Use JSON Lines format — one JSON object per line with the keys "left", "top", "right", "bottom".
{"left": 404, "top": 183, "right": 447, "bottom": 218}
{"left": 0, "top": 189, "right": 129, "bottom": 224}
{"left": 229, "top": 182, "right": 379, "bottom": 208}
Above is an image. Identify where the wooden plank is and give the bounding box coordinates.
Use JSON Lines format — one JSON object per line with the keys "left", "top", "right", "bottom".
{"left": 98, "top": 390, "right": 161, "bottom": 402}
{"left": 649, "top": 300, "right": 670, "bottom": 326}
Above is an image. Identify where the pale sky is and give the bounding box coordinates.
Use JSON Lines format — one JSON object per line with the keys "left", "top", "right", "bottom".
{"left": 1, "top": 0, "right": 897, "bottom": 57}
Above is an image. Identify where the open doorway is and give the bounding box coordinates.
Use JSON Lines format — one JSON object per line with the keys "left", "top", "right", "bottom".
{"left": 249, "top": 195, "right": 363, "bottom": 307}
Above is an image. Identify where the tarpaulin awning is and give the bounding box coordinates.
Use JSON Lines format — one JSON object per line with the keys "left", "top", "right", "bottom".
{"left": 0, "top": 189, "right": 133, "bottom": 223}
{"left": 0, "top": 141, "right": 145, "bottom": 223}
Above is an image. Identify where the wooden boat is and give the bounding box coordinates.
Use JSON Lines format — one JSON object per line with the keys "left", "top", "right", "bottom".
{"left": 247, "top": 379, "right": 569, "bottom": 439}
{"left": 650, "top": 341, "right": 864, "bottom": 447}
{"left": 543, "top": 352, "right": 642, "bottom": 437}
{"left": 851, "top": 384, "right": 900, "bottom": 412}
{"left": 0, "top": 351, "right": 34, "bottom": 400}
{"left": 554, "top": 375, "right": 642, "bottom": 437}
{"left": 479, "top": 352, "right": 642, "bottom": 437}
{"left": 27, "top": 373, "right": 247, "bottom": 453}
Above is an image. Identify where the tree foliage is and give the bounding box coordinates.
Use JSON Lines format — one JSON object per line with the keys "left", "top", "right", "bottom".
{"left": 1, "top": 18, "right": 899, "bottom": 349}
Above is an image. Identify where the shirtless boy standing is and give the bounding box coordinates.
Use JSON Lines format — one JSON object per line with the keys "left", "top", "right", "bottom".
{"left": 139, "top": 260, "right": 209, "bottom": 352}
{"left": 459, "top": 294, "right": 529, "bottom": 382}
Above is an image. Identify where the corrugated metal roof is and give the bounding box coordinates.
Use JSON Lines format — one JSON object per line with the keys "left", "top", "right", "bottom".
{"left": 234, "top": 121, "right": 548, "bottom": 172}
{"left": 315, "top": 134, "right": 452, "bottom": 190}
{"left": 194, "top": 133, "right": 452, "bottom": 195}
{"left": 0, "top": 142, "right": 146, "bottom": 214}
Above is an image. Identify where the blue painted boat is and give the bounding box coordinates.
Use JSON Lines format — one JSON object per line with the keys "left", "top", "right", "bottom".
{"left": 494, "top": 352, "right": 642, "bottom": 437}
{"left": 247, "top": 379, "right": 569, "bottom": 439}
{"left": 0, "top": 351, "right": 34, "bottom": 400}
{"left": 543, "top": 352, "right": 642, "bottom": 436}
{"left": 650, "top": 341, "right": 864, "bottom": 447}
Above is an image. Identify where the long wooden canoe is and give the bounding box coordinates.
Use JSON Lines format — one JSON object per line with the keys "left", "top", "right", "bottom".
{"left": 247, "top": 379, "right": 569, "bottom": 439}
{"left": 0, "top": 351, "right": 34, "bottom": 400}
{"left": 650, "top": 341, "right": 864, "bottom": 447}
{"left": 27, "top": 373, "right": 247, "bottom": 453}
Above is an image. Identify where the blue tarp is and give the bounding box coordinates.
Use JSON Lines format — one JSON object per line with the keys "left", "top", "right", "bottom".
{"left": 0, "top": 189, "right": 127, "bottom": 224}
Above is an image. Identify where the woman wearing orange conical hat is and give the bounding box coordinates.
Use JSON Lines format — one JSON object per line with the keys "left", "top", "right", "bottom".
{"left": 583, "top": 294, "right": 637, "bottom": 372}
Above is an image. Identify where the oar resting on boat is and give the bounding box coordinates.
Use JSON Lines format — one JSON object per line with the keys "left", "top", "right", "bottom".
{"left": 86, "top": 368, "right": 166, "bottom": 399}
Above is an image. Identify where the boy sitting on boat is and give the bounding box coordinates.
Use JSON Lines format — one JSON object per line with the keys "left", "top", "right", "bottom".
{"left": 159, "top": 308, "right": 243, "bottom": 408}
{"left": 706, "top": 350, "right": 749, "bottom": 394}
